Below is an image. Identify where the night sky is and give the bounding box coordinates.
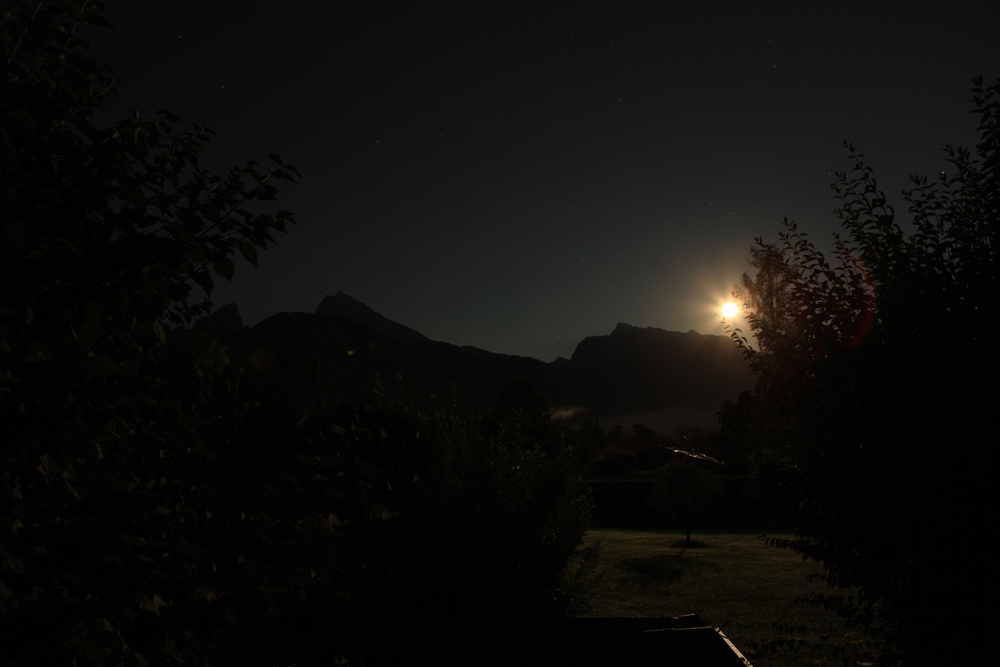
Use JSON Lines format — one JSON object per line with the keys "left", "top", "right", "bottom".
{"left": 81, "top": 2, "right": 999, "bottom": 361}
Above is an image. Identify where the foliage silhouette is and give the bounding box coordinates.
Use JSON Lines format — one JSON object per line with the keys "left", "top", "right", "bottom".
{"left": 584, "top": 450, "right": 638, "bottom": 480}
{"left": 715, "top": 390, "right": 759, "bottom": 472}
{"left": 0, "top": 10, "right": 600, "bottom": 664}
{"left": 338, "top": 382, "right": 600, "bottom": 626}
{"left": 0, "top": 2, "right": 306, "bottom": 664}
{"left": 724, "top": 76, "right": 997, "bottom": 665}
{"left": 644, "top": 457, "right": 722, "bottom": 544}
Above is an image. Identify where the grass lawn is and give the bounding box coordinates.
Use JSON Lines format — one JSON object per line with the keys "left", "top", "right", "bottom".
{"left": 577, "top": 528, "right": 883, "bottom": 667}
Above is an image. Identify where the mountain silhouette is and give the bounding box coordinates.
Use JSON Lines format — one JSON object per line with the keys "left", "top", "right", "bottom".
{"left": 190, "top": 297, "right": 753, "bottom": 433}
{"left": 191, "top": 302, "right": 247, "bottom": 338}
{"left": 214, "top": 310, "right": 573, "bottom": 414}
{"left": 316, "top": 292, "right": 431, "bottom": 344}
{"left": 567, "top": 323, "right": 751, "bottom": 413}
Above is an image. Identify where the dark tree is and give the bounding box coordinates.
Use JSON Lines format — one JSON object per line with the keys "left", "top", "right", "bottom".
{"left": 725, "top": 77, "right": 997, "bottom": 665}
{"left": 630, "top": 423, "right": 659, "bottom": 451}
{"left": 496, "top": 377, "right": 550, "bottom": 419}
{"left": 644, "top": 456, "right": 722, "bottom": 545}
{"left": 0, "top": 0, "right": 298, "bottom": 451}
{"left": 715, "top": 389, "right": 759, "bottom": 470}
{"left": 0, "top": 2, "right": 300, "bottom": 664}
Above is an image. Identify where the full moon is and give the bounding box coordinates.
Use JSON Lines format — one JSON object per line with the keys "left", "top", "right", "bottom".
{"left": 722, "top": 302, "right": 740, "bottom": 318}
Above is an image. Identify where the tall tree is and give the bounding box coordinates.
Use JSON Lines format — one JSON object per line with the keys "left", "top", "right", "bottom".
{"left": 1, "top": 2, "right": 300, "bottom": 664}
{"left": 725, "top": 77, "right": 997, "bottom": 665}
{"left": 736, "top": 243, "right": 798, "bottom": 350}
{"left": 644, "top": 456, "right": 722, "bottom": 545}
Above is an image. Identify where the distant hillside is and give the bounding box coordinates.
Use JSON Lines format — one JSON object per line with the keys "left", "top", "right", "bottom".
{"left": 190, "top": 297, "right": 754, "bottom": 433}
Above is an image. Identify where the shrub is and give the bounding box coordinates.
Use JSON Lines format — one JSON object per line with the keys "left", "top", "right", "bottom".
{"left": 337, "top": 388, "right": 600, "bottom": 623}
{"left": 584, "top": 451, "right": 638, "bottom": 479}
{"left": 635, "top": 446, "right": 672, "bottom": 472}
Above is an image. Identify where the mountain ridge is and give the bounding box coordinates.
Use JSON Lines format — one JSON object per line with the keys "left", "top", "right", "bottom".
{"left": 190, "top": 294, "right": 753, "bottom": 432}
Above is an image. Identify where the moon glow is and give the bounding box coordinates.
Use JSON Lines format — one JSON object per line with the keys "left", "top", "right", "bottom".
{"left": 722, "top": 302, "right": 740, "bottom": 318}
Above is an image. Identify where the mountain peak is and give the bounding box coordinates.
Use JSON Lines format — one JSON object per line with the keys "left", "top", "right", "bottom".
{"left": 316, "top": 292, "right": 381, "bottom": 319}
{"left": 316, "top": 292, "right": 431, "bottom": 344}
{"left": 191, "top": 302, "right": 246, "bottom": 338}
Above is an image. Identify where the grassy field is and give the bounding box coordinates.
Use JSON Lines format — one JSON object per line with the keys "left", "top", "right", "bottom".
{"left": 577, "top": 528, "right": 883, "bottom": 667}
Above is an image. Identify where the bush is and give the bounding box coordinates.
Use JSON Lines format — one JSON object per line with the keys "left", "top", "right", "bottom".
{"left": 584, "top": 451, "right": 638, "bottom": 479}
{"left": 635, "top": 446, "right": 672, "bottom": 472}
{"left": 336, "top": 387, "right": 600, "bottom": 623}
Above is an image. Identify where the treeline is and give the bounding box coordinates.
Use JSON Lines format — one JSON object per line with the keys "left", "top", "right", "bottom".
{"left": 552, "top": 411, "right": 798, "bottom": 533}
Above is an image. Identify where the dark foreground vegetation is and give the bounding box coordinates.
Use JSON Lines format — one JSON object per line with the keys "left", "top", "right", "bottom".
{"left": 720, "top": 81, "right": 998, "bottom": 664}
{"left": 1, "top": 4, "right": 599, "bottom": 664}
{"left": 2, "top": 3, "right": 995, "bottom": 666}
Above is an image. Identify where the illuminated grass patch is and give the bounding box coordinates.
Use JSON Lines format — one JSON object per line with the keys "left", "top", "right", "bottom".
{"left": 577, "top": 528, "right": 883, "bottom": 666}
